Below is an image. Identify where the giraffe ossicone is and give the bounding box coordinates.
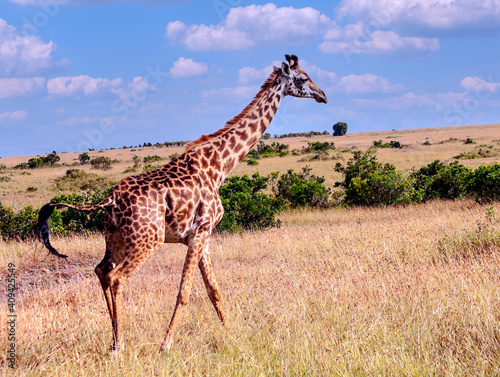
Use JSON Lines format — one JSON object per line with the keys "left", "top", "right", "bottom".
{"left": 36, "top": 54, "right": 327, "bottom": 353}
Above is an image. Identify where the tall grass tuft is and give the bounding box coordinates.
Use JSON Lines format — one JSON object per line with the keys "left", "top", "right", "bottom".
{"left": 438, "top": 206, "right": 500, "bottom": 261}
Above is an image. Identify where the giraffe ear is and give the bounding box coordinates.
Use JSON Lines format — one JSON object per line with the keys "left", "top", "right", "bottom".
{"left": 281, "top": 62, "right": 290, "bottom": 76}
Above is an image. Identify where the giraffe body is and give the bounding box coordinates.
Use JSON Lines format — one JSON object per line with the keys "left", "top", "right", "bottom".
{"left": 36, "top": 55, "right": 327, "bottom": 352}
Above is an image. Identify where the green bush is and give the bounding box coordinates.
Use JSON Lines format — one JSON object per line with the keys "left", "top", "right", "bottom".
{"left": 78, "top": 152, "right": 90, "bottom": 164}
{"left": 372, "top": 140, "right": 402, "bottom": 149}
{"left": 411, "top": 160, "right": 470, "bottom": 200}
{"left": 217, "top": 173, "right": 285, "bottom": 232}
{"left": 55, "top": 169, "right": 115, "bottom": 192}
{"left": 335, "top": 151, "right": 414, "bottom": 206}
{"left": 14, "top": 151, "right": 60, "bottom": 169}
{"left": 249, "top": 141, "right": 290, "bottom": 159}
{"left": 90, "top": 156, "right": 113, "bottom": 170}
{"left": 465, "top": 164, "right": 500, "bottom": 203}
{"left": 303, "top": 141, "right": 335, "bottom": 153}
{"left": 271, "top": 166, "right": 330, "bottom": 208}
{"left": 0, "top": 202, "right": 39, "bottom": 241}
{"left": 143, "top": 155, "right": 163, "bottom": 164}
{"left": 49, "top": 187, "right": 114, "bottom": 234}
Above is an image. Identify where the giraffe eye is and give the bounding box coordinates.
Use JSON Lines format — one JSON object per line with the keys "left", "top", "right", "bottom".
{"left": 299, "top": 77, "right": 309, "bottom": 84}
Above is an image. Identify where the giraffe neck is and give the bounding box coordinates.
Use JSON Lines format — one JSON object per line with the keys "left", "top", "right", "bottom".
{"left": 187, "top": 68, "right": 286, "bottom": 187}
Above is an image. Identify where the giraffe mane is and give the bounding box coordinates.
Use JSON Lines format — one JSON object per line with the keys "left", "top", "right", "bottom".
{"left": 185, "top": 66, "right": 282, "bottom": 152}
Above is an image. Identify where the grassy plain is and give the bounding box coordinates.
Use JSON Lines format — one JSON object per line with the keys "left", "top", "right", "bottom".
{"left": 1, "top": 123, "right": 500, "bottom": 376}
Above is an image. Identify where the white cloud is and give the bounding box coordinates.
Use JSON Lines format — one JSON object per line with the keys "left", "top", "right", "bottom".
{"left": 237, "top": 61, "right": 401, "bottom": 95}
{"left": 0, "top": 77, "right": 45, "bottom": 98}
{"left": 319, "top": 24, "right": 439, "bottom": 56}
{"left": 47, "top": 75, "right": 122, "bottom": 96}
{"left": 0, "top": 18, "right": 65, "bottom": 76}
{"left": 110, "top": 76, "right": 157, "bottom": 104}
{"left": 170, "top": 57, "right": 208, "bottom": 79}
{"left": 0, "top": 110, "right": 28, "bottom": 122}
{"left": 336, "top": 0, "right": 500, "bottom": 34}
{"left": 238, "top": 64, "right": 276, "bottom": 84}
{"left": 460, "top": 76, "right": 500, "bottom": 94}
{"left": 332, "top": 73, "right": 405, "bottom": 94}
{"left": 166, "top": 4, "right": 333, "bottom": 50}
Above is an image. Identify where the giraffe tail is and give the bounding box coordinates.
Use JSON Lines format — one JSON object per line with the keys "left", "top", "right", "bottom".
{"left": 36, "top": 195, "right": 115, "bottom": 259}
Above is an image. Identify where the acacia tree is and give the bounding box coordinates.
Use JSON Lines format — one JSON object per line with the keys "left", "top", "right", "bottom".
{"left": 333, "top": 122, "right": 348, "bottom": 136}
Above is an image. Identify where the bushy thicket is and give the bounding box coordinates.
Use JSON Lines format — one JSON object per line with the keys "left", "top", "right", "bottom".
{"left": 14, "top": 151, "right": 60, "bottom": 169}
{"left": 248, "top": 141, "right": 290, "bottom": 159}
{"left": 270, "top": 167, "right": 330, "bottom": 208}
{"left": 217, "top": 173, "right": 286, "bottom": 232}
{"left": 335, "top": 151, "right": 414, "bottom": 206}
{"left": 335, "top": 151, "right": 499, "bottom": 205}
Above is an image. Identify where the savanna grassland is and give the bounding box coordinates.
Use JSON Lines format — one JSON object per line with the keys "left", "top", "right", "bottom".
{"left": 1, "top": 123, "right": 500, "bottom": 376}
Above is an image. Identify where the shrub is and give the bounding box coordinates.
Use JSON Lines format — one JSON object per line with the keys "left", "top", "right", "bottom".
{"left": 246, "top": 158, "right": 259, "bottom": 165}
{"left": 372, "top": 140, "right": 402, "bottom": 149}
{"left": 55, "top": 169, "right": 115, "bottom": 192}
{"left": 143, "top": 155, "right": 163, "bottom": 164}
{"left": 411, "top": 160, "right": 470, "bottom": 200}
{"left": 465, "top": 164, "right": 500, "bottom": 203}
{"left": 335, "top": 151, "right": 414, "bottom": 206}
{"left": 26, "top": 186, "right": 38, "bottom": 192}
{"left": 0, "top": 201, "right": 39, "bottom": 241}
{"left": 169, "top": 153, "right": 180, "bottom": 161}
{"left": 13, "top": 151, "right": 61, "bottom": 169}
{"left": 454, "top": 145, "right": 499, "bottom": 160}
{"left": 303, "top": 141, "right": 335, "bottom": 153}
{"left": 90, "top": 156, "right": 112, "bottom": 170}
{"left": 49, "top": 187, "right": 114, "bottom": 234}
{"left": 271, "top": 166, "right": 330, "bottom": 208}
{"left": 250, "top": 141, "right": 290, "bottom": 158}
{"left": 217, "top": 173, "right": 285, "bottom": 232}
{"left": 78, "top": 152, "right": 90, "bottom": 164}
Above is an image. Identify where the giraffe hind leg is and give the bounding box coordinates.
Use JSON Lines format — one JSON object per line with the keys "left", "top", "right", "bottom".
{"left": 95, "top": 257, "right": 116, "bottom": 327}
{"left": 198, "top": 247, "right": 225, "bottom": 323}
{"left": 106, "top": 243, "right": 159, "bottom": 352}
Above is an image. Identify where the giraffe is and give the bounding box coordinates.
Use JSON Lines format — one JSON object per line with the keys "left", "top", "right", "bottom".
{"left": 36, "top": 54, "right": 327, "bottom": 353}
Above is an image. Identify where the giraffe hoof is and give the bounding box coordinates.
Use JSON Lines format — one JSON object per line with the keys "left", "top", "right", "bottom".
{"left": 109, "top": 343, "right": 123, "bottom": 356}
{"left": 158, "top": 340, "right": 172, "bottom": 353}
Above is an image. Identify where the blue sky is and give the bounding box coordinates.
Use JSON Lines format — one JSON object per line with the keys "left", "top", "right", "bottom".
{"left": 1, "top": 0, "right": 500, "bottom": 157}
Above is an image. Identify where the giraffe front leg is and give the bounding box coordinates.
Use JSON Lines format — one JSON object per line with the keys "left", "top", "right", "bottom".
{"left": 199, "top": 246, "right": 225, "bottom": 323}
{"left": 159, "top": 230, "right": 209, "bottom": 352}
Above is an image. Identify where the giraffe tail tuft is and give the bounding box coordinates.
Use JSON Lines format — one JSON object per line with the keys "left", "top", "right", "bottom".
{"left": 36, "top": 203, "right": 68, "bottom": 259}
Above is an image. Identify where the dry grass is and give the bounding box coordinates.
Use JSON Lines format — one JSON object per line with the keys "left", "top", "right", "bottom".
{"left": 1, "top": 123, "right": 499, "bottom": 375}
{"left": 1, "top": 200, "right": 500, "bottom": 375}
{"left": 1, "top": 123, "right": 499, "bottom": 209}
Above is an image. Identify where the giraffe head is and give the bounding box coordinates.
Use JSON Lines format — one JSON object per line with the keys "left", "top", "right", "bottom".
{"left": 280, "top": 54, "right": 328, "bottom": 104}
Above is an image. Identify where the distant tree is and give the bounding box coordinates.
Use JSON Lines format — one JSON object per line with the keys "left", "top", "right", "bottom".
{"left": 333, "top": 122, "right": 348, "bottom": 136}
{"left": 45, "top": 151, "right": 60, "bottom": 166}
{"left": 78, "top": 152, "right": 90, "bottom": 165}
{"left": 262, "top": 132, "right": 271, "bottom": 140}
